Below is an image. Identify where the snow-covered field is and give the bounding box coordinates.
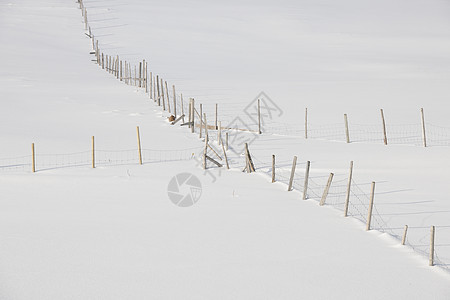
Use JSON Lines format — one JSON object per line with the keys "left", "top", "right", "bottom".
{"left": 1, "top": 0, "right": 450, "bottom": 299}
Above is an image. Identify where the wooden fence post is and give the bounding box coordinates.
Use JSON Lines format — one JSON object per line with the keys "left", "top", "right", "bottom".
{"left": 173, "top": 85, "right": 177, "bottom": 118}
{"left": 305, "top": 107, "right": 308, "bottom": 139}
{"left": 203, "top": 135, "right": 208, "bottom": 170}
{"left": 272, "top": 155, "right": 276, "bottom": 183}
{"left": 244, "top": 143, "right": 256, "bottom": 173}
{"left": 218, "top": 121, "right": 222, "bottom": 144}
{"left": 161, "top": 78, "right": 165, "bottom": 110}
{"left": 136, "top": 126, "right": 143, "bottom": 165}
{"left": 401, "top": 225, "right": 408, "bottom": 245}
{"left": 421, "top": 108, "right": 427, "bottom": 147}
{"left": 225, "top": 132, "right": 229, "bottom": 150}
{"left": 203, "top": 113, "right": 208, "bottom": 138}
{"left": 366, "top": 182, "right": 376, "bottom": 230}
{"left": 319, "top": 173, "right": 334, "bottom": 206}
{"left": 156, "top": 75, "right": 160, "bottom": 106}
{"left": 344, "top": 161, "right": 354, "bottom": 217}
{"left": 180, "top": 94, "right": 185, "bottom": 123}
{"left": 91, "top": 136, "right": 95, "bottom": 168}
{"left": 381, "top": 109, "right": 388, "bottom": 145}
{"left": 188, "top": 100, "right": 192, "bottom": 129}
{"left": 149, "top": 72, "right": 153, "bottom": 99}
{"left": 199, "top": 104, "right": 203, "bottom": 139}
{"left": 288, "top": 156, "right": 298, "bottom": 191}
{"left": 31, "top": 143, "right": 35, "bottom": 173}
{"left": 258, "top": 99, "right": 262, "bottom": 134}
{"left": 191, "top": 99, "right": 195, "bottom": 133}
{"left": 215, "top": 103, "right": 218, "bottom": 130}
{"left": 344, "top": 114, "right": 350, "bottom": 143}
{"left": 302, "top": 161, "right": 310, "bottom": 200}
{"left": 430, "top": 226, "right": 435, "bottom": 266}
{"left": 220, "top": 135, "right": 229, "bottom": 169}
{"left": 165, "top": 81, "right": 171, "bottom": 113}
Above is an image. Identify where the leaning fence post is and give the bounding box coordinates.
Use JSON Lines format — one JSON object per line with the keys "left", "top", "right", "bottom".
{"left": 272, "top": 155, "right": 276, "bottom": 183}
{"left": 302, "top": 161, "right": 310, "bottom": 200}
{"left": 430, "top": 226, "right": 435, "bottom": 266}
{"left": 366, "top": 182, "right": 376, "bottom": 230}
{"left": 421, "top": 108, "right": 427, "bottom": 147}
{"left": 319, "top": 173, "right": 334, "bottom": 206}
{"left": 344, "top": 114, "right": 350, "bottom": 143}
{"left": 344, "top": 161, "right": 354, "bottom": 217}
{"left": 288, "top": 156, "right": 297, "bottom": 191}
{"left": 381, "top": 109, "right": 388, "bottom": 145}
{"left": 91, "top": 136, "right": 95, "bottom": 168}
{"left": 32, "top": 143, "right": 35, "bottom": 173}
{"left": 136, "top": 126, "right": 143, "bottom": 165}
{"left": 401, "top": 225, "right": 408, "bottom": 245}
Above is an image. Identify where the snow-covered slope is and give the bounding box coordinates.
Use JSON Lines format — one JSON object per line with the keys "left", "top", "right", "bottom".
{"left": 1, "top": 0, "right": 450, "bottom": 299}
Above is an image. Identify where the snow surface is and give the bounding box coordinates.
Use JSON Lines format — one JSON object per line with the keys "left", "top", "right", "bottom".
{"left": 1, "top": 0, "right": 450, "bottom": 299}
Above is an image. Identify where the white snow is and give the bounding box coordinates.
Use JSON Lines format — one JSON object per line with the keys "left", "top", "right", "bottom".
{"left": 1, "top": 0, "right": 450, "bottom": 299}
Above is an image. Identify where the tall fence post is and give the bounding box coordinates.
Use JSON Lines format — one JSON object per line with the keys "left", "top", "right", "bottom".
{"left": 429, "top": 226, "right": 435, "bottom": 266}
{"left": 165, "top": 81, "right": 171, "bottom": 113}
{"left": 381, "top": 109, "right": 388, "bottom": 145}
{"left": 199, "top": 103, "right": 203, "bottom": 139}
{"left": 421, "top": 108, "right": 427, "bottom": 147}
{"left": 218, "top": 121, "right": 222, "bottom": 144}
{"left": 91, "top": 136, "right": 95, "bottom": 168}
{"left": 173, "top": 85, "right": 177, "bottom": 118}
{"left": 344, "top": 161, "right": 354, "bottom": 217}
{"left": 272, "top": 155, "right": 276, "bottom": 183}
{"left": 257, "top": 99, "right": 262, "bottom": 134}
{"left": 302, "top": 161, "right": 311, "bottom": 200}
{"left": 344, "top": 114, "right": 350, "bottom": 143}
{"left": 190, "top": 98, "right": 195, "bottom": 133}
{"left": 288, "top": 156, "right": 297, "bottom": 191}
{"left": 319, "top": 173, "right": 334, "bottom": 206}
{"left": 136, "top": 126, "right": 143, "bottom": 165}
{"left": 31, "top": 143, "right": 35, "bottom": 173}
{"left": 215, "top": 103, "right": 218, "bottom": 130}
{"left": 366, "top": 182, "right": 376, "bottom": 230}
{"left": 305, "top": 107, "right": 308, "bottom": 139}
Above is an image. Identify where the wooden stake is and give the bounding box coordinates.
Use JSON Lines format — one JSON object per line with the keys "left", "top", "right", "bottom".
{"left": 401, "top": 225, "right": 408, "bottom": 245}
{"left": 139, "top": 62, "right": 142, "bottom": 87}
{"left": 272, "top": 155, "right": 276, "bottom": 183}
{"left": 157, "top": 75, "right": 160, "bottom": 105}
{"left": 244, "top": 143, "right": 256, "bottom": 172}
{"left": 173, "top": 85, "right": 177, "bottom": 118}
{"left": 165, "top": 81, "right": 171, "bottom": 113}
{"left": 203, "top": 135, "right": 208, "bottom": 170}
{"left": 136, "top": 126, "right": 143, "bottom": 165}
{"left": 344, "top": 114, "right": 350, "bottom": 143}
{"left": 120, "top": 60, "right": 123, "bottom": 81}
{"left": 161, "top": 78, "right": 165, "bottom": 110}
{"left": 305, "top": 108, "right": 308, "bottom": 139}
{"left": 215, "top": 103, "right": 218, "bottom": 130}
{"left": 288, "top": 156, "right": 297, "bottom": 191}
{"left": 220, "top": 135, "right": 230, "bottom": 169}
{"left": 381, "top": 109, "right": 388, "bottom": 145}
{"left": 319, "top": 173, "right": 334, "bottom": 206}
{"left": 430, "top": 226, "right": 435, "bottom": 266}
{"left": 199, "top": 104, "right": 203, "bottom": 139}
{"left": 421, "top": 108, "right": 427, "bottom": 147}
{"left": 206, "top": 155, "right": 222, "bottom": 167}
{"left": 258, "top": 99, "right": 262, "bottom": 134}
{"left": 366, "top": 182, "right": 376, "bottom": 230}
{"left": 191, "top": 98, "right": 195, "bottom": 133}
{"left": 218, "top": 121, "right": 222, "bottom": 145}
{"left": 188, "top": 101, "right": 192, "bottom": 129}
{"left": 31, "top": 143, "right": 35, "bottom": 173}
{"left": 302, "top": 161, "right": 310, "bottom": 200}
{"left": 150, "top": 72, "right": 153, "bottom": 99}
{"left": 344, "top": 161, "right": 354, "bottom": 217}
{"left": 225, "top": 132, "right": 228, "bottom": 150}
{"left": 180, "top": 94, "right": 185, "bottom": 123}
{"left": 203, "top": 112, "right": 208, "bottom": 138}
{"left": 91, "top": 136, "right": 95, "bottom": 168}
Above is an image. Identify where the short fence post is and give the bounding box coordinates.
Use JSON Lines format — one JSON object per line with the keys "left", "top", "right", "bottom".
{"left": 344, "top": 114, "right": 350, "bottom": 143}
{"left": 215, "top": 103, "right": 218, "bottom": 130}
{"left": 32, "top": 143, "right": 35, "bottom": 173}
{"left": 302, "top": 161, "right": 310, "bottom": 200}
{"left": 161, "top": 78, "right": 166, "bottom": 110}
{"left": 136, "top": 126, "right": 143, "bottom": 165}
{"left": 366, "top": 182, "right": 376, "bottom": 230}
{"left": 305, "top": 107, "right": 308, "bottom": 139}
{"left": 344, "top": 161, "right": 354, "bottom": 217}
{"left": 203, "top": 113, "right": 208, "bottom": 138}
{"left": 401, "top": 225, "right": 408, "bottom": 245}
{"left": 271, "top": 155, "right": 276, "bottom": 183}
{"left": 319, "top": 173, "right": 334, "bottom": 206}
{"left": 180, "top": 94, "right": 185, "bottom": 123}
{"left": 165, "top": 81, "right": 170, "bottom": 113}
{"left": 203, "top": 135, "right": 208, "bottom": 170}
{"left": 156, "top": 75, "right": 160, "bottom": 106}
{"left": 199, "top": 104, "right": 203, "bottom": 139}
{"left": 421, "top": 108, "right": 427, "bottom": 147}
{"left": 288, "top": 156, "right": 297, "bottom": 191}
{"left": 429, "top": 226, "right": 435, "bottom": 266}
{"left": 381, "top": 109, "right": 388, "bottom": 145}
{"left": 91, "top": 136, "right": 95, "bottom": 168}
